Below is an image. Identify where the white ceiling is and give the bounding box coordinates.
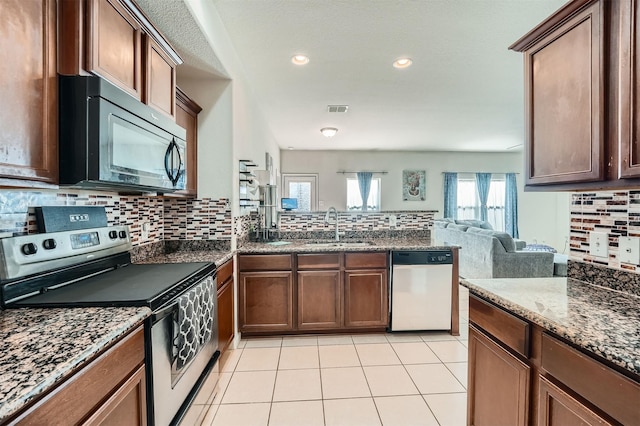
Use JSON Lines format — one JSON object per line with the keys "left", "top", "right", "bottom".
{"left": 144, "top": 0, "right": 568, "bottom": 152}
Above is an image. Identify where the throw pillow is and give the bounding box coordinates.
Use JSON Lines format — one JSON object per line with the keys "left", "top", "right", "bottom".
{"left": 522, "top": 243, "right": 557, "bottom": 253}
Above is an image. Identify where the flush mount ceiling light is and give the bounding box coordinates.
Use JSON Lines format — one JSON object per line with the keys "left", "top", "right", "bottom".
{"left": 393, "top": 58, "right": 413, "bottom": 69}
{"left": 291, "top": 54, "right": 310, "bottom": 65}
{"left": 320, "top": 127, "right": 338, "bottom": 138}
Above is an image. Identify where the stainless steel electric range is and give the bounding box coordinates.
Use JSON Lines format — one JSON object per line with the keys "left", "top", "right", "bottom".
{"left": 0, "top": 225, "right": 219, "bottom": 426}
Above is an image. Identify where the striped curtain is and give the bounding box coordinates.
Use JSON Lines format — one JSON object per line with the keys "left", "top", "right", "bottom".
{"left": 505, "top": 173, "right": 519, "bottom": 238}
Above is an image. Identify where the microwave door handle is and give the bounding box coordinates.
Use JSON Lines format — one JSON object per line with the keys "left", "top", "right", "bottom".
{"left": 164, "top": 139, "right": 181, "bottom": 186}
{"left": 174, "top": 140, "right": 183, "bottom": 186}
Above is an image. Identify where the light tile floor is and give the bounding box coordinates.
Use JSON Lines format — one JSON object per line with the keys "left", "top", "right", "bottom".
{"left": 181, "top": 285, "right": 469, "bottom": 426}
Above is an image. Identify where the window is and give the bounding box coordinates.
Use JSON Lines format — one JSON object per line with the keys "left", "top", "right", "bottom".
{"left": 346, "top": 178, "right": 381, "bottom": 211}
{"left": 457, "top": 174, "right": 505, "bottom": 231}
{"left": 282, "top": 174, "right": 318, "bottom": 211}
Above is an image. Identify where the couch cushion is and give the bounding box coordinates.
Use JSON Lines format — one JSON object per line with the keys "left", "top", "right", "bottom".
{"left": 455, "top": 219, "right": 493, "bottom": 230}
{"left": 492, "top": 232, "right": 516, "bottom": 253}
{"left": 448, "top": 224, "right": 469, "bottom": 232}
{"left": 433, "top": 221, "right": 449, "bottom": 228}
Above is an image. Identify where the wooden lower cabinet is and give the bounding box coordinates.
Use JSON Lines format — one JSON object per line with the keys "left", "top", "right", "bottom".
{"left": 217, "top": 259, "right": 234, "bottom": 354}
{"left": 344, "top": 269, "right": 388, "bottom": 328}
{"left": 469, "top": 295, "right": 640, "bottom": 426}
{"left": 537, "top": 376, "right": 611, "bottom": 426}
{"left": 239, "top": 271, "right": 294, "bottom": 333}
{"left": 467, "top": 326, "right": 530, "bottom": 426}
{"left": 12, "top": 326, "right": 146, "bottom": 425}
{"left": 297, "top": 270, "right": 342, "bottom": 330}
{"left": 238, "top": 252, "right": 389, "bottom": 334}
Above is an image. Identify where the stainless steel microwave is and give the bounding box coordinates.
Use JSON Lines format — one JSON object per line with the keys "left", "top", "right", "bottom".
{"left": 59, "top": 75, "right": 187, "bottom": 193}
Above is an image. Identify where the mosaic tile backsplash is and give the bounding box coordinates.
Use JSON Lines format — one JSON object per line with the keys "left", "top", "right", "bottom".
{"left": 278, "top": 210, "right": 437, "bottom": 233}
{"left": 570, "top": 191, "right": 640, "bottom": 274}
{"left": 0, "top": 190, "right": 232, "bottom": 246}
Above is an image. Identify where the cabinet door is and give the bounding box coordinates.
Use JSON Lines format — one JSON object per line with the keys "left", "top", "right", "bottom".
{"left": 173, "top": 88, "right": 202, "bottom": 197}
{"left": 86, "top": 0, "right": 142, "bottom": 99}
{"left": 145, "top": 35, "right": 176, "bottom": 118}
{"left": 619, "top": 0, "right": 640, "bottom": 178}
{"left": 239, "top": 271, "right": 294, "bottom": 332}
{"left": 344, "top": 269, "right": 388, "bottom": 328}
{"left": 523, "top": 1, "right": 604, "bottom": 185}
{"left": 83, "top": 365, "right": 147, "bottom": 426}
{"left": 0, "top": 0, "right": 58, "bottom": 185}
{"left": 468, "top": 326, "right": 530, "bottom": 426}
{"left": 217, "top": 277, "right": 234, "bottom": 354}
{"left": 298, "top": 270, "right": 342, "bottom": 330}
{"left": 537, "top": 375, "right": 612, "bottom": 426}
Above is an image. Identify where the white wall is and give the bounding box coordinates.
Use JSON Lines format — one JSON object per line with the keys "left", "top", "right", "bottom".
{"left": 177, "top": 77, "right": 233, "bottom": 199}
{"left": 183, "top": 0, "right": 281, "bottom": 204}
{"left": 280, "top": 150, "right": 571, "bottom": 250}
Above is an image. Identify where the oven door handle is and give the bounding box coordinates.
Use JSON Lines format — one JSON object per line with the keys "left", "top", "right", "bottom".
{"left": 152, "top": 301, "right": 177, "bottom": 324}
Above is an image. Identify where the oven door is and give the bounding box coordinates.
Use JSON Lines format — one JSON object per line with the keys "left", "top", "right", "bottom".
{"left": 150, "top": 274, "right": 219, "bottom": 426}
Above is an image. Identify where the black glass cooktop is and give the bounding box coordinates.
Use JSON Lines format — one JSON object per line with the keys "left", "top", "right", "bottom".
{"left": 9, "top": 262, "right": 214, "bottom": 310}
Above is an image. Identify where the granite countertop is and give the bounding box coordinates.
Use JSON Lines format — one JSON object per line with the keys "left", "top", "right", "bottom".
{"left": 0, "top": 306, "right": 150, "bottom": 422}
{"left": 237, "top": 238, "right": 451, "bottom": 253}
{"left": 462, "top": 277, "right": 640, "bottom": 377}
{"left": 138, "top": 249, "right": 233, "bottom": 267}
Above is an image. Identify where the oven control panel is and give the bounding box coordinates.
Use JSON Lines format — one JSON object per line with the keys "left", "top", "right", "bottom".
{"left": 0, "top": 226, "right": 132, "bottom": 281}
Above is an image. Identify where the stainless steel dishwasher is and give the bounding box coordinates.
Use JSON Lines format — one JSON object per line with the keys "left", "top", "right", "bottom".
{"left": 391, "top": 250, "right": 453, "bottom": 331}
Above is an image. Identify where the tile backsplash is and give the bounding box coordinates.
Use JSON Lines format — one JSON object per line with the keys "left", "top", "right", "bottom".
{"left": 570, "top": 191, "right": 640, "bottom": 273}
{"left": 278, "top": 210, "right": 437, "bottom": 233}
{"left": 0, "top": 190, "right": 232, "bottom": 246}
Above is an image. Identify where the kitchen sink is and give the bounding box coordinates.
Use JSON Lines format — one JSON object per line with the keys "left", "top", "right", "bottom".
{"left": 303, "top": 240, "right": 374, "bottom": 247}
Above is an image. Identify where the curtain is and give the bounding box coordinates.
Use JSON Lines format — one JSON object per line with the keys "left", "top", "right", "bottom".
{"left": 357, "top": 172, "right": 373, "bottom": 211}
{"left": 505, "top": 173, "right": 519, "bottom": 238}
{"left": 443, "top": 172, "right": 458, "bottom": 219}
{"left": 475, "top": 173, "right": 492, "bottom": 221}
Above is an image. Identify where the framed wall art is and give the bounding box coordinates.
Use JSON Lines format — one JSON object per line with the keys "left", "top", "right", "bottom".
{"left": 402, "top": 169, "right": 426, "bottom": 201}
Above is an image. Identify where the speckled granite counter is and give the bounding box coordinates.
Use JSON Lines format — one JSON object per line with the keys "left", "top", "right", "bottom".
{"left": 237, "top": 238, "right": 448, "bottom": 253}
{"left": 0, "top": 306, "right": 150, "bottom": 422}
{"left": 462, "top": 277, "right": 640, "bottom": 377}
{"left": 137, "top": 249, "right": 233, "bottom": 267}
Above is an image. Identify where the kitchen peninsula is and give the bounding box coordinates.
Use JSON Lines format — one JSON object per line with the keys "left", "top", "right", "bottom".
{"left": 463, "top": 275, "right": 640, "bottom": 426}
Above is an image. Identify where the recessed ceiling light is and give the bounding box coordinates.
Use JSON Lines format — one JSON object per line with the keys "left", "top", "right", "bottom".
{"left": 291, "top": 54, "right": 309, "bottom": 65}
{"left": 288, "top": 146, "right": 294, "bottom": 150}
{"left": 320, "top": 127, "right": 338, "bottom": 138}
{"left": 393, "top": 58, "right": 413, "bottom": 69}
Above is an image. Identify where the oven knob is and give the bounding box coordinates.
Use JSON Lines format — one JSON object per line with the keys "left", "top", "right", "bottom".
{"left": 21, "top": 243, "right": 37, "bottom": 255}
{"left": 119, "top": 231, "right": 127, "bottom": 239}
{"left": 42, "top": 239, "right": 57, "bottom": 250}
{"left": 109, "top": 230, "right": 118, "bottom": 239}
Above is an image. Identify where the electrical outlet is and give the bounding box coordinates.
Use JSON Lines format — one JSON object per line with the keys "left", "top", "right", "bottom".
{"left": 141, "top": 222, "right": 150, "bottom": 240}
{"left": 619, "top": 236, "right": 640, "bottom": 264}
{"left": 589, "top": 231, "right": 608, "bottom": 258}
{"left": 389, "top": 214, "right": 397, "bottom": 228}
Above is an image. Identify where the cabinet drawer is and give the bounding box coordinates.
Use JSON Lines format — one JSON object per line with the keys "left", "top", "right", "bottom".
{"left": 470, "top": 295, "right": 529, "bottom": 357}
{"left": 238, "top": 254, "right": 292, "bottom": 271}
{"left": 541, "top": 333, "right": 640, "bottom": 426}
{"left": 345, "top": 252, "right": 387, "bottom": 269}
{"left": 217, "top": 258, "right": 234, "bottom": 287}
{"left": 297, "top": 253, "right": 341, "bottom": 269}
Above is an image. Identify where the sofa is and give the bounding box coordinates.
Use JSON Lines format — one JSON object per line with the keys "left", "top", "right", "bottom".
{"left": 433, "top": 219, "right": 555, "bottom": 279}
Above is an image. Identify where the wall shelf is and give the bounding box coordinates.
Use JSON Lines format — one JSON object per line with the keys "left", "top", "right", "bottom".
{"left": 239, "top": 160, "right": 259, "bottom": 209}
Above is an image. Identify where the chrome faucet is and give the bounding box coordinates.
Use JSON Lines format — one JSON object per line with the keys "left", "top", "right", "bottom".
{"left": 324, "top": 207, "right": 339, "bottom": 241}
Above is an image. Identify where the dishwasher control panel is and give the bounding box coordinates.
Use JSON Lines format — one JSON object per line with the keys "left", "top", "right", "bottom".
{"left": 392, "top": 250, "right": 453, "bottom": 265}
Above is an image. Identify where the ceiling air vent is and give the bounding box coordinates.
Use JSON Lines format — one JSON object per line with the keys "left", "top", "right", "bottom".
{"left": 327, "top": 105, "right": 349, "bottom": 113}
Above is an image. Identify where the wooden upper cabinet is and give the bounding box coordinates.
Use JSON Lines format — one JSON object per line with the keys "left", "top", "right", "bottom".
{"left": 512, "top": 1, "right": 605, "bottom": 186}
{"left": 86, "top": 0, "right": 142, "bottom": 100}
{"left": 0, "top": 0, "right": 58, "bottom": 186}
{"left": 60, "top": 0, "right": 182, "bottom": 116}
{"left": 145, "top": 35, "right": 176, "bottom": 118}
{"left": 619, "top": 0, "right": 640, "bottom": 178}
{"left": 172, "top": 87, "right": 202, "bottom": 197}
